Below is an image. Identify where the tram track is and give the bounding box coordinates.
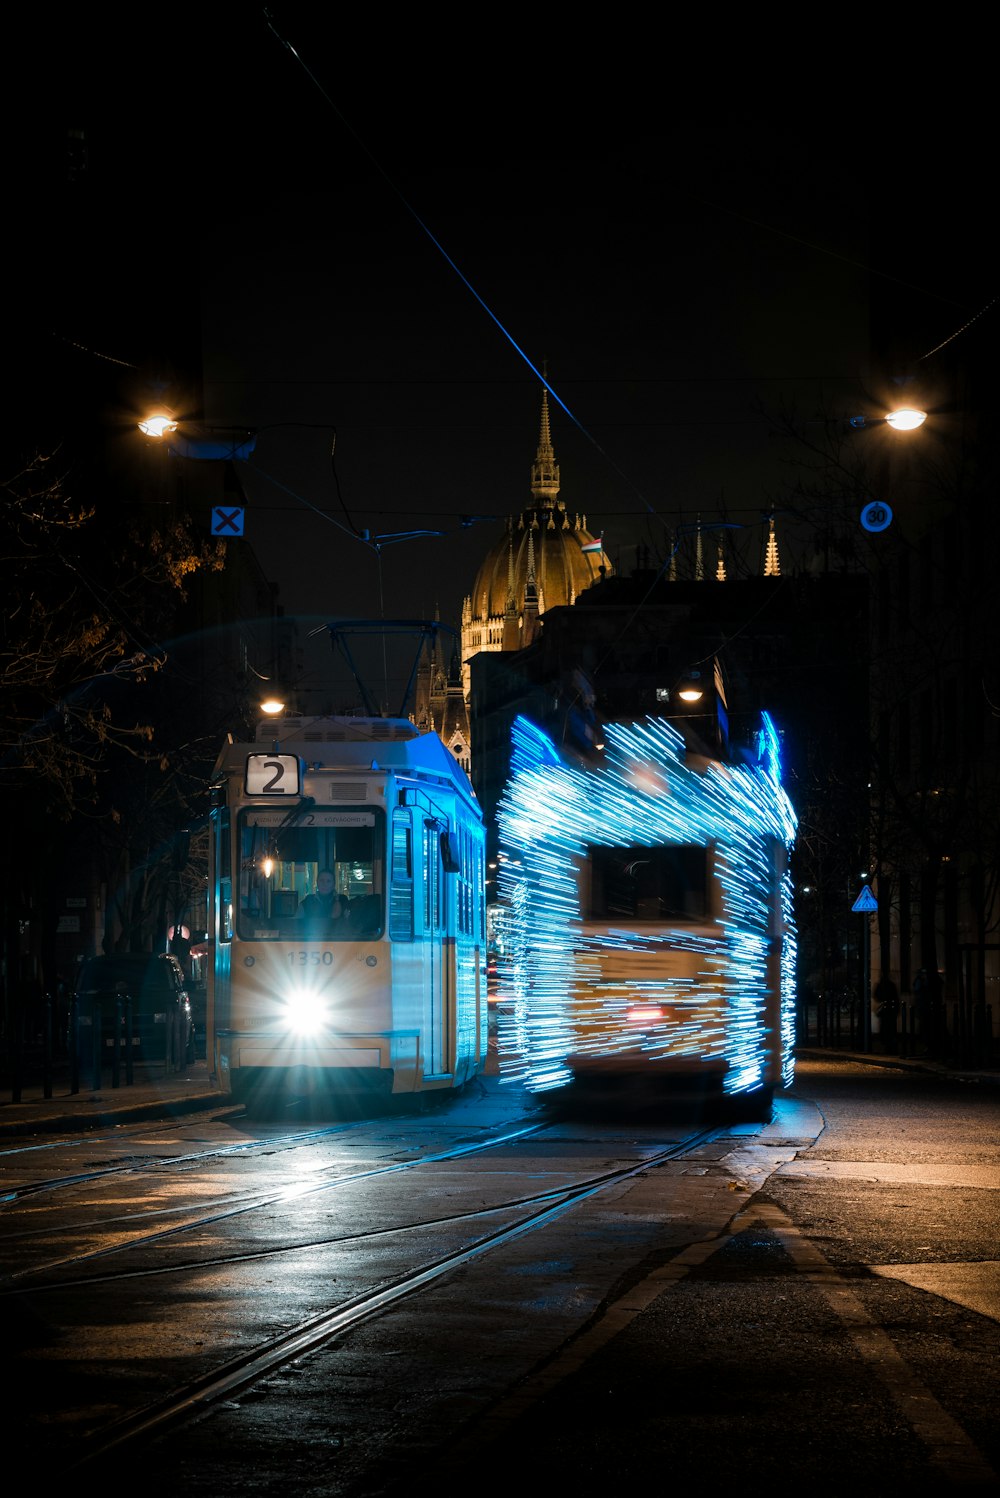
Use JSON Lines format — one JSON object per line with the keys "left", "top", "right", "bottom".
{"left": 64, "top": 1123, "right": 723, "bottom": 1471}
{"left": 0, "top": 1116, "right": 395, "bottom": 1206}
{"left": 5, "top": 1174, "right": 665, "bottom": 1293}
{"left": 1, "top": 1119, "right": 553, "bottom": 1283}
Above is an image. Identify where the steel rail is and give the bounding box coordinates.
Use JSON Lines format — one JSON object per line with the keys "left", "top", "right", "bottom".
{"left": 0, "top": 1116, "right": 389, "bottom": 1205}
{"left": 66, "top": 1125, "right": 720, "bottom": 1471}
{"left": 1, "top": 1121, "right": 552, "bottom": 1283}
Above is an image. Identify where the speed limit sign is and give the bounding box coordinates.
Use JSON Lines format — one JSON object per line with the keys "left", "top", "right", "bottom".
{"left": 860, "top": 500, "right": 893, "bottom": 533}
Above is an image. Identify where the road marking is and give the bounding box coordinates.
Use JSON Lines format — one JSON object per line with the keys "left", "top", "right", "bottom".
{"left": 776, "top": 1158, "right": 1000, "bottom": 1189}
{"left": 742, "top": 1201, "right": 996, "bottom": 1485}
{"left": 871, "top": 1260, "right": 1000, "bottom": 1325}
{"left": 451, "top": 1190, "right": 996, "bottom": 1487}
{"left": 446, "top": 1226, "right": 732, "bottom": 1452}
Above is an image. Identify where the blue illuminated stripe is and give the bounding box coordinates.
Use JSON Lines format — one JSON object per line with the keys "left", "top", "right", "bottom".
{"left": 497, "top": 715, "right": 797, "bottom": 1096}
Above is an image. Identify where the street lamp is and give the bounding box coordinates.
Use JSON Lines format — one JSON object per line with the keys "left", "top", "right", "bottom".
{"left": 138, "top": 411, "right": 179, "bottom": 438}
{"left": 885, "top": 408, "right": 927, "bottom": 431}
{"left": 655, "top": 668, "right": 708, "bottom": 705}
{"left": 137, "top": 409, "right": 257, "bottom": 460}
{"left": 848, "top": 408, "right": 927, "bottom": 432}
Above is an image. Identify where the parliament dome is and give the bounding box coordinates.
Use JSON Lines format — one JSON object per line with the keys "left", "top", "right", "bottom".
{"left": 460, "top": 388, "right": 610, "bottom": 694}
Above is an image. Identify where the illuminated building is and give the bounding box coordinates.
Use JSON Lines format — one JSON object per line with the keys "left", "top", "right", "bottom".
{"left": 415, "top": 385, "right": 608, "bottom": 766}
{"left": 411, "top": 626, "right": 471, "bottom": 772}
{"left": 460, "top": 387, "right": 610, "bottom": 698}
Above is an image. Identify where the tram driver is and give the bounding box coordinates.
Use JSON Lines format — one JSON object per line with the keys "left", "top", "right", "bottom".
{"left": 300, "top": 869, "right": 349, "bottom": 929}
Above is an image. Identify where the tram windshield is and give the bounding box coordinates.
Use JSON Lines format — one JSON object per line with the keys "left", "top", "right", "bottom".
{"left": 237, "top": 807, "right": 384, "bottom": 940}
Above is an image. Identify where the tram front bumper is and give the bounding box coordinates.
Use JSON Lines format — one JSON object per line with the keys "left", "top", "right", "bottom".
{"left": 237, "top": 1035, "right": 387, "bottom": 1070}
{"left": 217, "top": 1028, "right": 421, "bottom": 1093}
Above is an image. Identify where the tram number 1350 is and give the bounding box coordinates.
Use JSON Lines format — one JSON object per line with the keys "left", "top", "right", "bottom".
{"left": 287, "top": 951, "right": 336, "bottom": 966}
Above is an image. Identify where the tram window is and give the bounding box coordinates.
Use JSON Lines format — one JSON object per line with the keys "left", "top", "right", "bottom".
{"left": 220, "top": 877, "right": 233, "bottom": 942}
{"left": 217, "top": 807, "right": 234, "bottom": 943}
{"left": 390, "top": 814, "right": 414, "bottom": 941}
{"left": 587, "top": 843, "right": 709, "bottom": 922}
{"left": 440, "top": 830, "right": 461, "bottom": 873}
{"left": 236, "top": 807, "right": 384, "bottom": 940}
{"left": 422, "top": 820, "right": 444, "bottom": 931}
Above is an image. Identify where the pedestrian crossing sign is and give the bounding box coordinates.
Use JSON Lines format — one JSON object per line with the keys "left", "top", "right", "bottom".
{"left": 852, "top": 885, "right": 878, "bottom": 913}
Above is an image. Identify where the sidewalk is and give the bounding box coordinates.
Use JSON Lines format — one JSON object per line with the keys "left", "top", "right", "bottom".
{"left": 0, "top": 1059, "right": 228, "bottom": 1137}
{"left": 1, "top": 1047, "right": 997, "bottom": 1140}
{"left": 796, "top": 1044, "right": 1000, "bottom": 1083}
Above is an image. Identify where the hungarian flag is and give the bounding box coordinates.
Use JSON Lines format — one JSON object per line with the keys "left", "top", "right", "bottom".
{"left": 581, "top": 534, "right": 604, "bottom": 554}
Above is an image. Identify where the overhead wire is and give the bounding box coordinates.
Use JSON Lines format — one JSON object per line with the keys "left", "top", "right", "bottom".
{"left": 918, "top": 295, "right": 998, "bottom": 363}
{"left": 256, "top": 8, "right": 873, "bottom": 732}
{"left": 261, "top": 8, "right": 665, "bottom": 529}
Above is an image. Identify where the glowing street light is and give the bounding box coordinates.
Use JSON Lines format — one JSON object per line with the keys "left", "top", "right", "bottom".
{"left": 885, "top": 408, "right": 927, "bottom": 431}
{"left": 137, "top": 409, "right": 257, "bottom": 460}
{"left": 260, "top": 698, "right": 286, "bottom": 716}
{"left": 848, "top": 408, "right": 928, "bottom": 432}
{"left": 138, "top": 410, "right": 179, "bottom": 438}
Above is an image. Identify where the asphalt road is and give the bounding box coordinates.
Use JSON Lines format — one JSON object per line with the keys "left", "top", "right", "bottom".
{"left": 3, "top": 1057, "right": 998, "bottom": 1494}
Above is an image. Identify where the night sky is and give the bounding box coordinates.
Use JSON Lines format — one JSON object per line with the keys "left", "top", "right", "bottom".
{"left": 10, "top": 6, "right": 993, "bottom": 711}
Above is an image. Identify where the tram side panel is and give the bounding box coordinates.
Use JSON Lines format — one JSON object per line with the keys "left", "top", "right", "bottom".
{"left": 404, "top": 799, "right": 485, "bottom": 1088}
{"left": 448, "top": 808, "right": 487, "bottom": 1082}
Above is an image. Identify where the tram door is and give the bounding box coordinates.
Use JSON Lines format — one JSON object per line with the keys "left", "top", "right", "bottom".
{"left": 422, "top": 819, "right": 449, "bottom": 1076}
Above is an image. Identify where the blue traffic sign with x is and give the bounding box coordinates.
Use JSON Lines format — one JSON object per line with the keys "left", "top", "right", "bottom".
{"left": 211, "top": 506, "right": 245, "bottom": 536}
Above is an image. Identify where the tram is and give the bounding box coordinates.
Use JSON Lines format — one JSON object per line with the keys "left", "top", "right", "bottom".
{"left": 206, "top": 716, "right": 486, "bottom": 1106}
{"left": 496, "top": 712, "right": 797, "bottom": 1117}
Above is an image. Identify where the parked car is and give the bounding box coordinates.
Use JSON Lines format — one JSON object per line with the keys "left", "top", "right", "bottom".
{"left": 74, "top": 953, "right": 194, "bottom": 1066}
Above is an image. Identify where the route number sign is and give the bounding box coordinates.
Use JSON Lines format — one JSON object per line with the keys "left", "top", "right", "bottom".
{"left": 245, "top": 754, "right": 301, "bottom": 796}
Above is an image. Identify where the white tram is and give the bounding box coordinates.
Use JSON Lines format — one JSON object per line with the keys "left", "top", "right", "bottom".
{"left": 497, "top": 712, "right": 797, "bottom": 1117}
{"left": 207, "top": 716, "right": 486, "bottom": 1106}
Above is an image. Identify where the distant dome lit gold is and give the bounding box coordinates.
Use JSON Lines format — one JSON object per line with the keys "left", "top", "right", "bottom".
{"left": 460, "top": 387, "right": 610, "bottom": 695}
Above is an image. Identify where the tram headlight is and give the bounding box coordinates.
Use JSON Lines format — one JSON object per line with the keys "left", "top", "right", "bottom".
{"left": 282, "top": 989, "right": 330, "bottom": 1036}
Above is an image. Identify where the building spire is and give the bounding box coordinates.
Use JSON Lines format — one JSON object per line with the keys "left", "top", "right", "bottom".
{"left": 764, "top": 515, "right": 781, "bottom": 577}
{"left": 525, "top": 525, "right": 538, "bottom": 595}
{"left": 530, "top": 384, "right": 561, "bottom": 505}
{"left": 502, "top": 523, "right": 520, "bottom": 651}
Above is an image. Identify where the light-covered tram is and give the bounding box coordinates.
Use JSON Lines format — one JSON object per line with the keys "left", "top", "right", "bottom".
{"left": 497, "top": 712, "right": 797, "bottom": 1118}
{"left": 207, "top": 716, "right": 486, "bottom": 1106}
